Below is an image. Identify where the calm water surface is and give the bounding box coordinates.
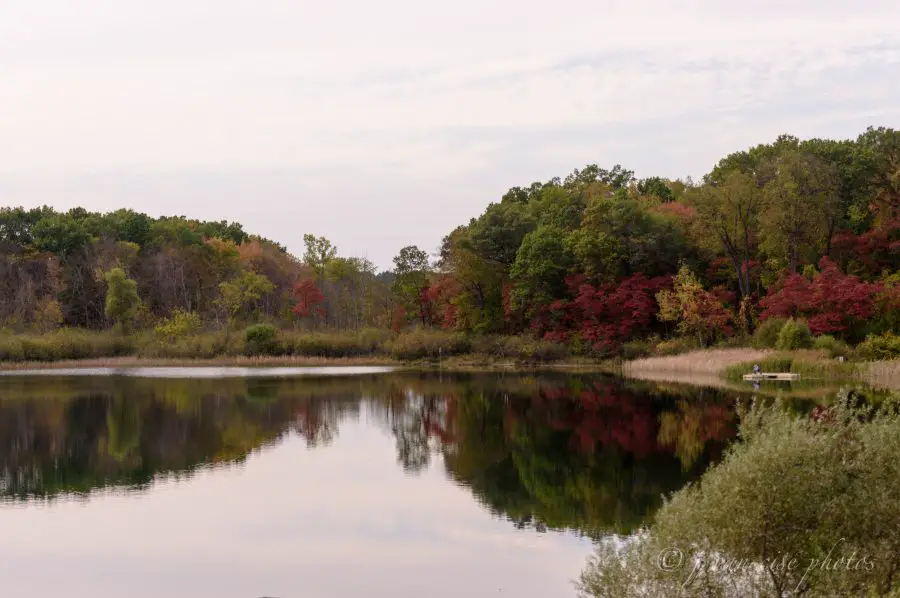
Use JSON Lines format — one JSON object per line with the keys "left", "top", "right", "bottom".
{"left": 0, "top": 369, "right": 745, "bottom": 598}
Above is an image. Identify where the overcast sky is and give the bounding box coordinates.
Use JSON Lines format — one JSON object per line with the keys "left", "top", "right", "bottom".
{"left": 2, "top": 1, "right": 899, "bottom": 270}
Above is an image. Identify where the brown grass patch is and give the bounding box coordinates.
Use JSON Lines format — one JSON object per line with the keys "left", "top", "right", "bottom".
{"left": 623, "top": 348, "right": 774, "bottom": 378}
{"left": 857, "top": 360, "right": 900, "bottom": 391}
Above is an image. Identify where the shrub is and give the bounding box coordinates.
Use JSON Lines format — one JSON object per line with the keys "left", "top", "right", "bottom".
{"left": 524, "top": 339, "right": 568, "bottom": 362}
{"left": 775, "top": 318, "right": 813, "bottom": 350}
{"left": 136, "top": 332, "right": 240, "bottom": 359}
{"left": 0, "top": 333, "right": 25, "bottom": 362}
{"left": 577, "top": 396, "right": 900, "bottom": 597}
{"left": 280, "top": 329, "right": 391, "bottom": 358}
{"left": 621, "top": 339, "right": 652, "bottom": 360}
{"left": 384, "top": 329, "right": 471, "bottom": 361}
{"left": 813, "top": 334, "right": 851, "bottom": 359}
{"left": 753, "top": 316, "right": 788, "bottom": 348}
{"left": 154, "top": 309, "right": 202, "bottom": 340}
{"left": 470, "top": 335, "right": 570, "bottom": 362}
{"left": 653, "top": 337, "right": 699, "bottom": 356}
{"left": 858, "top": 332, "right": 900, "bottom": 361}
{"left": 243, "top": 324, "right": 278, "bottom": 355}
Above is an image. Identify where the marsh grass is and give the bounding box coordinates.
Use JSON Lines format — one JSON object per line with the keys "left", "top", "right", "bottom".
{"left": 724, "top": 350, "right": 858, "bottom": 382}
{"left": 279, "top": 328, "right": 393, "bottom": 358}
{"left": 0, "top": 327, "right": 570, "bottom": 369}
{"left": 0, "top": 329, "right": 135, "bottom": 362}
{"left": 858, "top": 360, "right": 900, "bottom": 391}
{"left": 624, "top": 348, "right": 773, "bottom": 377}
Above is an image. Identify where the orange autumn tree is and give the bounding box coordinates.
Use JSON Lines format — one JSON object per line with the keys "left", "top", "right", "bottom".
{"left": 656, "top": 265, "right": 734, "bottom": 347}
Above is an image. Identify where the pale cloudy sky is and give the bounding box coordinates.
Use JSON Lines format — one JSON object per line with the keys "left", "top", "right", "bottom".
{"left": 1, "top": 1, "right": 899, "bottom": 269}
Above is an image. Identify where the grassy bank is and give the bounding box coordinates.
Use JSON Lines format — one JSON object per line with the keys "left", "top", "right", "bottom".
{"left": 7, "top": 328, "right": 900, "bottom": 389}
{"left": 0, "top": 328, "right": 588, "bottom": 371}
{"left": 722, "top": 349, "right": 858, "bottom": 381}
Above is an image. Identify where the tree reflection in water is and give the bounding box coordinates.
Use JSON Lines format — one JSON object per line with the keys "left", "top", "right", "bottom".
{"left": 0, "top": 372, "right": 742, "bottom": 537}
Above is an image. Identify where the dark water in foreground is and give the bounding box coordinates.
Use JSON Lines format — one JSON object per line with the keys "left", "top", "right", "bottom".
{"left": 0, "top": 368, "right": 745, "bottom": 598}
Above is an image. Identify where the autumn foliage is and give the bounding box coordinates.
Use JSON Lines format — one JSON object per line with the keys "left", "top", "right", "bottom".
{"left": 759, "top": 257, "right": 879, "bottom": 336}
{"left": 533, "top": 274, "right": 671, "bottom": 353}
{"left": 291, "top": 278, "right": 325, "bottom": 319}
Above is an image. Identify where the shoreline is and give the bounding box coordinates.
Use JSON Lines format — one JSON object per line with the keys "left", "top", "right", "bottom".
{"left": 0, "top": 354, "right": 618, "bottom": 373}
{"left": 3, "top": 349, "right": 897, "bottom": 391}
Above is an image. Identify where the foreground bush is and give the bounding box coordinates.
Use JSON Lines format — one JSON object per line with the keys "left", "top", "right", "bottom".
{"left": 578, "top": 395, "right": 900, "bottom": 597}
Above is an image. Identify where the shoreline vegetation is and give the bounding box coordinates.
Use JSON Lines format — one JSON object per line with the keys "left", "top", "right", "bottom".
{"left": 3, "top": 328, "right": 899, "bottom": 392}
{"left": 0, "top": 328, "right": 591, "bottom": 372}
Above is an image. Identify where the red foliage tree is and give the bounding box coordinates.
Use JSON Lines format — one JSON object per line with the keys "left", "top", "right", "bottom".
{"left": 759, "top": 257, "right": 880, "bottom": 335}
{"left": 390, "top": 304, "right": 407, "bottom": 332}
{"left": 423, "top": 274, "right": 460, "bottom": 329}
{"left": 831, "top": 219, "right": 900, "bottom": 279}
{"left": 652, "top": 201, "right": 696, "bottom": 227}
{"left": 291, "top": 277, "right": 325, "bottom": 319}
{"left": 532, "top": 273, "right": 671, "bottom": 353}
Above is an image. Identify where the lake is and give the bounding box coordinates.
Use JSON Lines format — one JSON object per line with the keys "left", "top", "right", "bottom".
{"left": 0, "top": 368, "right": 746, "bottom": 598}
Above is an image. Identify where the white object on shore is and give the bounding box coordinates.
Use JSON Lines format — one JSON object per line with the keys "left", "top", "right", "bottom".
{"left": 742, "top": 372, "right": 800, "bottom": 381}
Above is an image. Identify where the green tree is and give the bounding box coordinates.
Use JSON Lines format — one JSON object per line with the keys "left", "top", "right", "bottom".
{"left": 637, "top": 176, "right": 675, "bottom": 202}
{"left": 688, "top": 171, "right": 762, "bottom": 298}
{"left": 760, "top": 151, "right": 840, "bottom": 274}
{"left": 438, "top": 227, "right": 506, "bottom": 332}
{"left": 510, "top": 225, "right": 572, "bottom": 315}
{"left": 216, "top": 270, "right": 274, "bottom": 328}
{"left": 567, "top": 197, "right": 686, "bottom": 284}
{"left": 104, "top": 267, "right": 141, "bottom": 332}
{"left": 468, "top": 202, "right": 536, "bottom": 267}
{"left": 32, "top": 214, "right": 92, "bottom": 258}
{"left": 302, "top": 234, "right": 337, "bottom": 279}
{"left": 391, "top": 245, "right": 430, "bottom": 325}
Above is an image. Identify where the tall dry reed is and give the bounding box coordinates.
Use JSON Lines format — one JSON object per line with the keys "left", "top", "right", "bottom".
{"left": 623, "top": 348, "right": 773, "bottom": 377}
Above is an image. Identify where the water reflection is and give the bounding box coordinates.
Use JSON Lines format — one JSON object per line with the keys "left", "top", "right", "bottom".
{"left": 0, "top": 372, "right": 741, "bottom": 537}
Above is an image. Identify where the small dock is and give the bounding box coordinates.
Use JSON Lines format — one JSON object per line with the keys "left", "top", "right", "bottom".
{"left": 743, "top": 372, "right": 799, "bottom": 381}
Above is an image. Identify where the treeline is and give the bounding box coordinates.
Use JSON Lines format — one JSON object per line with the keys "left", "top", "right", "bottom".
{"left": 0, "top": 207, "right": 395, "bottom": 333}
{"left": 423, "top": 126, "right": 900, "bottom": 355}
{"left": 3, "top": 126, "right": 899, "bottom": 358}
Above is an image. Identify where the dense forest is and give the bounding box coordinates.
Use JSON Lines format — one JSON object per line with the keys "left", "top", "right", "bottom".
{"left": 2, "top": 126, "right": 899, "bottom": 358}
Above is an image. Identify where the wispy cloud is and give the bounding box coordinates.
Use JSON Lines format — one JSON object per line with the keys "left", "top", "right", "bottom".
{"left": 1, "top": 0, "right": 898, "bottom": 266}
